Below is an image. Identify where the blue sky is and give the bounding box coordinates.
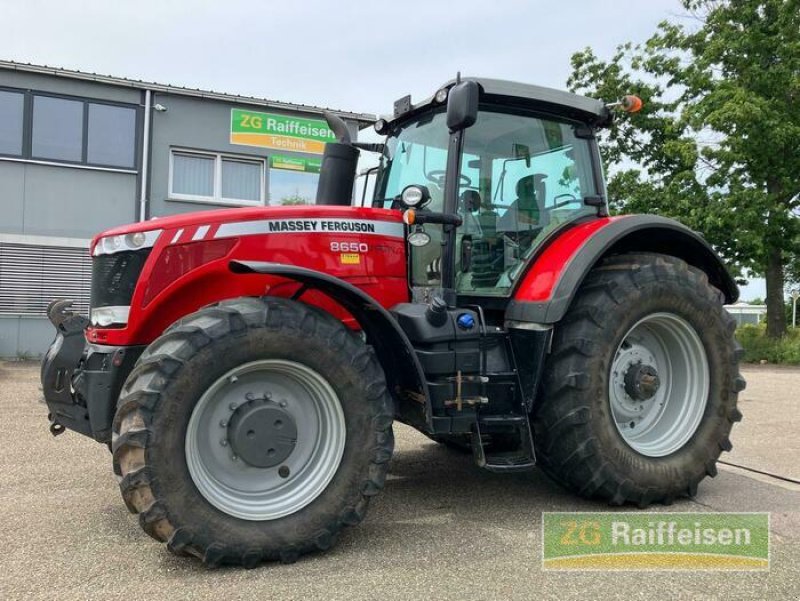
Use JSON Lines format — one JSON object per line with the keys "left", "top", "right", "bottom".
{"left": 0, "top": 0, "right": 766, "bottom": 298}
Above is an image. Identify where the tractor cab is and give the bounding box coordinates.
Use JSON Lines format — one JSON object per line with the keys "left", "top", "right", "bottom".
{"left": 370, "top": 78, "right": 609, "bottom": 308}
{"left": 319, "top": 77, "right": 614, "bottom": 319}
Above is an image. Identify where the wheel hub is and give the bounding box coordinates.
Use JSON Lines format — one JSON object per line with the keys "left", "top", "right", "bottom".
{"left": 227, "top": 397, "right": 297, "bottom": 468}
{"left": 608, "top": 313, "right": 710, "bottom": 457}
{"left": 624, "top": 363, "right": 661, "bottom": 401}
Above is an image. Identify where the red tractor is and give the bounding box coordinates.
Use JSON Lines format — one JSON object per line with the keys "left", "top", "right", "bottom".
{"left": 41, "top": 78, "right": 744, "bottom": 567}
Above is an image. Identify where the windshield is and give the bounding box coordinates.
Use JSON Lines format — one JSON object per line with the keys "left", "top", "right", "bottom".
{"left": 374, "top": 108, "right": 601, "bottom": 295}
{"left": 374, "top": 111, "right": 452, "bottom": 211}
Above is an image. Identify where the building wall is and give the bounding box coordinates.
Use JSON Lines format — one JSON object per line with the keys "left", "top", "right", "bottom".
{"left": 0, "top": 70, "right": 141, "bottom": 238}
{"left": 0, "top": 70, "right": 142, "bottom": 357}
{"left": 0, "top": 66, "right": 362, "bottom": 358}
{"left": 0, "top": 315, "right": 59, "bottom": 359}
{"left": 0, "top": 162, "right": 136, "bottom": 237}
{"left": 0, "top": 70, "right": 140, "bottom": 104}
{"left": 146, "top": 92, "right": 358, "bottom": 217}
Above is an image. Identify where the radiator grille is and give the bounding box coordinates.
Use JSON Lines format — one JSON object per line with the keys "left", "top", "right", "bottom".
{"left": 0, "top": 243, "right": 91, "bottom": 317}
{"left": 90, "top": 248, "right": 150, "bottom": 310}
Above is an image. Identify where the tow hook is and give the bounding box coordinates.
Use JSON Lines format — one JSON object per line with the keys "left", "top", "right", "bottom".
{"left": 48, "top": 413, "right": 66, "bottom": 437}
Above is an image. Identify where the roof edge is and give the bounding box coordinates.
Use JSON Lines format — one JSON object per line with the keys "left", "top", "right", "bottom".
{"left": 0, "top": 59, "right": 376, "bottom": 126}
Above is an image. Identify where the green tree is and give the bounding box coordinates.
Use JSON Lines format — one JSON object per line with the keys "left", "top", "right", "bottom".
{"left": 280, "top": 193, "right": 309, "bottom": 206}
{"left": 569, "top": 0, "right": 800, "bottom": 338}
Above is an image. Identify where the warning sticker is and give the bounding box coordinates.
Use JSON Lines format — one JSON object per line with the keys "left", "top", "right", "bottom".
{"left": 340, "top": 253, "right": 361, "bottom": 265}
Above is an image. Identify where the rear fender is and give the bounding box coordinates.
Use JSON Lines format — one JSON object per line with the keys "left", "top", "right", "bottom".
{"left": 507, "top": 215, "right": 738, "bottom": 324}
{"left": 230, "top": 260, "right": 430, "bottom": 430}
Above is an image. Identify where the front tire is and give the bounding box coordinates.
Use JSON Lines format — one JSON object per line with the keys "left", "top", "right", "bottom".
{"left": 533, "top": 253, "right": 744, "bottom": 506}
{"left": 112, "top": 297, "right": 394, "bottom": 566}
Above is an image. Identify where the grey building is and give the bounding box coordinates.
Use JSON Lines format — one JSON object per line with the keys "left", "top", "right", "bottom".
{"left": 0, "top": 60, "right": 373, "bottom": 357}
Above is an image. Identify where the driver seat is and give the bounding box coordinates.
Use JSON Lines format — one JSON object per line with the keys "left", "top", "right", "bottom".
{"left": 515, "top": 174, "right": 546, "bottom": 225}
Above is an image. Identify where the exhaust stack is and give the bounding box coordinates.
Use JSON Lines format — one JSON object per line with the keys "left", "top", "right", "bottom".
{"left": 315, "top": 112, "right": 360, "bottom": 206}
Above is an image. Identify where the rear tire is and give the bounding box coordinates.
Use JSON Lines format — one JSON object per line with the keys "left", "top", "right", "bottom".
{"left": 533, "top": 253, "right": 744, "bottom": 506}
{"left": 112, "top": 297, "right": 394, "bottom": 566}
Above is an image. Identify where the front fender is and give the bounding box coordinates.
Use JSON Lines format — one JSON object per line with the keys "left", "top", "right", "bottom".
{"left": 507, "top": 215, "right": 738, "bottom": 324}
{"left": 230, "top": 260, "right": 430, "bottom": 430}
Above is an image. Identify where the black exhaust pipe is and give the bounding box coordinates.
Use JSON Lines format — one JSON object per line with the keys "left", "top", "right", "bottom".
{"left": 315, "top": 112, "right": 359, "bottom": 206}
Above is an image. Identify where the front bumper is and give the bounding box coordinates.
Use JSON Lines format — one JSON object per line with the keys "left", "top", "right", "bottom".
{"left": 40, "top": 300, "right": 144, "bottom": 443}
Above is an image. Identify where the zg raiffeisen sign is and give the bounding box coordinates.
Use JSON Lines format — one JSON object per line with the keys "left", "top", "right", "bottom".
{"left": 230, "top": 109, "right": 336, "bottom": 154}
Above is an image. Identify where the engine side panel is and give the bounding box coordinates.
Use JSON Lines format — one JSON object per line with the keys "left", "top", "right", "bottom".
{"left": 87, "top": 206, "right": 409, "bottom": 346}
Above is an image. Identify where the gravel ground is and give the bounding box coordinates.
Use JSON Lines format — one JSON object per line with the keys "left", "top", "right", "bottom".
{"left": 0, "top": 362, "right": 798, "bottom": 601}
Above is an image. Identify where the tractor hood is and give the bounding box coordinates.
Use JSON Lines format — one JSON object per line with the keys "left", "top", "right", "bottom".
{"left": 86, "top": 204, "right": 409, "bottom": 347}
{"left": 90, "top": 205, "right": 404, "bottom": 256}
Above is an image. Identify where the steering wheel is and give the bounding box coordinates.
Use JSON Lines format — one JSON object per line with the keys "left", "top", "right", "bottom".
{"left": 427, "top": 170, "right": 472, "bottom": 188}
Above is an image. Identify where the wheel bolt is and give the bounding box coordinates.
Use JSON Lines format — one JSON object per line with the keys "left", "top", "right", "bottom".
{"left": 229, "top": 375, "right": 238, "bottom": 384}
{"left": 229, "top": 402, "right": 237, "bottom": 411}
{"left": 278, "top": 465, "right": 290, "bottom": 478}
{"left": 279, "top": 400, "right": 288, "bottom": 408}
{"left": 220, "top": 419, "right": 228, "bottom": 427}
{"left": 220, "top": 439, "right": 228, "bottom": 447}
{"left": 232, "top": 454, "right": 239, "bottom": 461}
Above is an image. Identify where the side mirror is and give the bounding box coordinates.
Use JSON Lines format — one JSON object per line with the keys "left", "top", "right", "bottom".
{"left": 446, "top": 80, "right": 479, "bottom": 132}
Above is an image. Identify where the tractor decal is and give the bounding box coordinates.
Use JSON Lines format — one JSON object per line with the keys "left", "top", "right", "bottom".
{"left": 214, "top": 218, "right": 404, "bottom": 240}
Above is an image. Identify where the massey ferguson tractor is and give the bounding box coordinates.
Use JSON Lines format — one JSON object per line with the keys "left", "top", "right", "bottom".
{"left": 41, "top": 77, "right": 744, "bottom": 567}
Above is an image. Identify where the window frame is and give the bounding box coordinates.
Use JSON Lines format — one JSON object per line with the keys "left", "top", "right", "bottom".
{"left": 0, "top": 85, "right": 140, "bottom": 170}
{"left": 0, "top": 87, "right": 26, "bottom": 158}
{"left": 168, "top": 148, "right": 266, "bottom": 207}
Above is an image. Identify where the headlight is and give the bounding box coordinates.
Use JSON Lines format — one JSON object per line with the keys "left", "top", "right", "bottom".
{"left": 126, "top": 232, "right": 146, "bottom": 248}
{"left": 434, "top": 87, "right": 449, "bottom": 103}
{"left": 400, "top": 184, "right": 431, "bottom": 208}
{"left": 374, "top": 118, "right": 388, "bottom": 135}
{"left": 94, "top": 229, "right": 162, "bottom": 256}
{"left": 407, "top": 229, "right": 431, "bottom": 247}
{"left": 90, "top": 306, "right": 130, "bottom": 327}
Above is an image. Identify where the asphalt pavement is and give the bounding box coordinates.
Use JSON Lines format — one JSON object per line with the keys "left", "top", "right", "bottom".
{"left": 0, "top": 362, "right": 798, "bottom": 601}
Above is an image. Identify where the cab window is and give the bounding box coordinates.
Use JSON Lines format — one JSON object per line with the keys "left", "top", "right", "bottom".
{"left": 456, "top": 111, "right": 598, "bottom": 296}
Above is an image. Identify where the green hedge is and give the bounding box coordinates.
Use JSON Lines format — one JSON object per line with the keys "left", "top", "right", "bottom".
{"left": 736, "top": 324, "right": 800, "bottom": 364}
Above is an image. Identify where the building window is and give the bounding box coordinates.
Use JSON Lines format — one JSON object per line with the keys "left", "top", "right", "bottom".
{"left": 222, "top": 158, "right": 262, "bottom": 202}
{"left": 87, "top": 103, "right": 137, "bottom": 168}
{"left": 268, "top": 155, "right": 321, "bottom": 205}
{"left": 0, "top": 90, "right": 24, "bottom": 156}
{"left": 172, "top": 152, "right": 215, "bottom": 198}
{"left": 169, "top": 149, "right": 265, "bottom": 205}
{"left": 0, "top": 87, "right": 138, "bottom": 169}
{"left": 32, "top": 96, "right": 84, "bottom": 162}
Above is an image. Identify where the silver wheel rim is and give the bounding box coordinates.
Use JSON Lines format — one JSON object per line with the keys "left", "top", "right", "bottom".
{"left": 609, "top": 312, "right": 709, "bottom": 457}
{"left": 185, "top": 359, "right": 346, "bottom": 521}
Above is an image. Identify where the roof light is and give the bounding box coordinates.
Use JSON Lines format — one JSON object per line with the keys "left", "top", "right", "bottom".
{"left": 621, "top": 95, "right": 643, "bottom": 113}
{"left": 434, "top": 87, "right": 449, "bottom": 103}
{"left": 607, "top": 95, "right": 644, "bottom": 113}
{"left": 374, "top": 118, "right": 388, "bottom": 135}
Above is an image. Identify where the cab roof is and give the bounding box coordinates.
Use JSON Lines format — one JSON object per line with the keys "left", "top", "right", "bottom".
{"left": 383, "top": 76, "right": 612, "bottom": 128}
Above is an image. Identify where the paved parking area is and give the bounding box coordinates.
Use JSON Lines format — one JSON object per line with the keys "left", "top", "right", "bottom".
{"left": 0, "top": 362, "right": 798, "bottom": 600}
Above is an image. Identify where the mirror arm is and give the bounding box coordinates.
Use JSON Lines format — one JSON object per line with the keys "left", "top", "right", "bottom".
{"left": 352, "top": 142, "right": 385, "bottom": 153}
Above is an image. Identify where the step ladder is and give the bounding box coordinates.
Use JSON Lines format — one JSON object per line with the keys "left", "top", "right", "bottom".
{"left": 471, "top": 414, "right": 536, "bottom": 473}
